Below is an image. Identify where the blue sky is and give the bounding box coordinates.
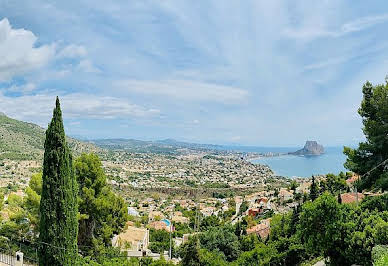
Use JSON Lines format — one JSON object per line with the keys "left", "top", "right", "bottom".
{"left": 1, "top": 1, "right": 388, "bottom": 146}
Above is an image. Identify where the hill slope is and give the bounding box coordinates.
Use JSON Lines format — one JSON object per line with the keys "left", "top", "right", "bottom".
{"left": 91, "top": 138, "right": 224, "bottom": 154}
{"left": 0, "top": 113, "right": 100, "bottom": 160}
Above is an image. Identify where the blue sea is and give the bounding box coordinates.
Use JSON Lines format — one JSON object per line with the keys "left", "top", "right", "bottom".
{"left": 221, "top": 146, "right": 347, "bottom": 178}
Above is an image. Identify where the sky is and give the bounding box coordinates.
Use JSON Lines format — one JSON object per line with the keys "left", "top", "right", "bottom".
{"left": 1, "top": 1, "right": 388, "bottom": 146}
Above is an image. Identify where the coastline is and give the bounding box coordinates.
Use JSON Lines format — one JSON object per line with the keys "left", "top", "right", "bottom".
{"left": 248, "top": 149, "right": 346, "bottom": 178}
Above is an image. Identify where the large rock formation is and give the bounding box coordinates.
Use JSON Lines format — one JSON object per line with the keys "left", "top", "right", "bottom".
{"left": 290, "top": 141, "right": 324, "bottom": 156}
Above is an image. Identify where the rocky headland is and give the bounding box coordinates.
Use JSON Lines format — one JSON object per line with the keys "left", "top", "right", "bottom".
{"left": 289, "top": 141, "right": 324, "bottom": 156}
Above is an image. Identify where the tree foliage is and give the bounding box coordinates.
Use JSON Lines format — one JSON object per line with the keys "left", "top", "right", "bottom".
{"left": 75, "top": 153, "right": 128, "bottom": 256}
{"left": 38, "top": 97, "right": 78, "bottom": 265}
{"left": 344, "top": 79, "right": 388, "bottom": 190}
{"left": 299, "top": 192, "right": 388, "bottom": 265}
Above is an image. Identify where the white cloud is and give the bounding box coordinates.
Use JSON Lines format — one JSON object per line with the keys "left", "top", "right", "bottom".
{"left": 77, "top": 59, "right": 100, "bottom": 73}
{"left": 0, "top": 18, "right": 55, "bottom": 81}
{"left": 57, "top": 44, "right": 87, "bottom": 58}
{"left": 115, "top": 79, "right": 248, "bottom": 104}
{"left": 284, "top": 13, "right": 388, "bottom": 40}
{"left": 0, "top": 92, "right": 160, "bottom": 125}
{"left": 341, "top": 14, "right": 388, "bottom": 34}
{"left": 6, "top": 83, "right": 36, "bottom": 93}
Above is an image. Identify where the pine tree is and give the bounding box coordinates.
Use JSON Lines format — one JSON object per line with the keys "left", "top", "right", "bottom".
{"left": 344, "top": 78, "right": 388, "bottom": 190}
{"left": 38, "top": 97, "right": 78, "bottom": 265}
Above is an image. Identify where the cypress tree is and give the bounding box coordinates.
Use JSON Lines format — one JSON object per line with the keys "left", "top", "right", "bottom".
{"left": 310, "top": 175, "right": 318, "bottom": 201}
{"left": 38, "top": 97, "right": 78, "bottom": 265}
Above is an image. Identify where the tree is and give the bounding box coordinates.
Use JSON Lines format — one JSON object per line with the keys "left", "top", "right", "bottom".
{"left": 38, "top": 97, "right": 78, "bottom": 265}
{"left": 344, "top": 78, "right": 388, "bottom": 190}
{"left": 178, "top": 235, "right": 228, "bottom": 266}
{"left": 199, "top": 224, "right": 241, "bottom": 261}
{"left": 149, "top": 228, "right": 170, "bottom": 254}
{"left": 290, "top": 180, "right": 298, "bottom": 191}
{"left": 322, "top": 173, "right": 347, "bottom": 194}
{"left": 24, "top": 173, "right": 42, "bottom": 236}
{"left": 235, "top": 242, "right": 277, "bottom": 266}
{"left": 75, "top": 153, "right": 127, "bottom": 256}
{"left": 179, "top": 236, "right": 201, "bottom": 266}
{"left": 298, "top": 193, "right": 346, "bottom": 265}
{"left": 310, "top": 175, "right": 318, "bottom": 201}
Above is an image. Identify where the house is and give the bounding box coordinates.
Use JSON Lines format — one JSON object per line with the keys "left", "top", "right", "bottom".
{"left": 149, "top": 219, "right": 172, "bottom": 232}
{"left": 248, "top": 208, "right": 263, "bottom": 217}
{"left": 256, "top": 197, "right": 268, "bottom": 206}
{"left": 171, "top": 212, "right": 189, "bottom": 224}
{"left": 148, "top": 211, "right": 165, "bottom": 221}
{"left": 200, "top": 206, "right": 216, "bottom": 217}
{"left": 295, "top": 182, "right": 311, "bottom": 194}
{"left": 261, "top": 218, "right": 271, "bottom": 227}
{"left": 112, "top": 225, "right": 149, "bottom": 251}
{"left": 246, "top": 223, "right": 270, "bottom": 240}
{"left": 279, "top": 189, "right": 293, "bottom": 202}
{"left": 172, "top": 215, "right": 189, "bottom": 224}
{"left": 340, "top": 192, "right": 365, "bottom": 204}
{"left": 128, "top": 207, "right": 140, "bottom": 217}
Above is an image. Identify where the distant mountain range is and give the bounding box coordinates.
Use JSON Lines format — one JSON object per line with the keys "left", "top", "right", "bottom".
{"left": 0, "top": 112, "right": 328, "bottom": 160}
{"left": 90, "top": 138, "right": 225, "bottom": 155}
{"left": 0, "top": 113, "right": 100, "bottom": 160}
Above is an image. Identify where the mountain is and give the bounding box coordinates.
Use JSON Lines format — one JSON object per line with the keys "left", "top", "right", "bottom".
{"left": 91, "top": 138, "right": 224, "bottom": 154}
{"left": 289, "top": 141, "right": 325, "bottom": 156}
{"left": 0, "top": 113, "right": 100, "bottom": 160}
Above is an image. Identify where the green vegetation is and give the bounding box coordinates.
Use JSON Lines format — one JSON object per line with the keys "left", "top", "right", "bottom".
{"left": 149, "top": 228, "right": 171, "bottom": 255}
{"left": 344, "top": 78, "right": 388, "bottom": 190}
{"left": 75, "top": 153, "right": 128, "bottom": 257}
{"left": 0, "top": 110, "right": 99, "bottom": 161}
{"left": 1, "top": 75, "right": 388, "bottom": 265}
{"left": 178, "top": 192, "right": 388, "bottom": 265}
{"left": 38, "top": 97, "right": 78, "bottom": 265}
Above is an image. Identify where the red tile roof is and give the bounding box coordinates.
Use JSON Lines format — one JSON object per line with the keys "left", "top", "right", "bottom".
{"left": 246, "top": 223, "right": 270, "bottom": 239}
{"left": 340, "top": 192, "right": 365, "bottom": 204}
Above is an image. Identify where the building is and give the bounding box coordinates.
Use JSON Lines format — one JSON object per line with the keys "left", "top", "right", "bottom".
{"left": 279, "top": 189, "right": 293, "bottom": 202}
{"left": 295, "top": 182, "right": 311, "bottom": 194}
{"left": 112, "top": 225, "right": 149, "bottom": 252}
{"left": 128, "top": 207, "right": 140, "bottom": 217}
{"left": 148, "top": 211, "right": 165, "bottom": 221}
{"left": 246, "top": 223, "right": 270, "bottom": 240}
{"left": 171, "top": 212, "right": 189, "bottom": 224}
{"left": 149, "top": 219, "right": 172, "bottom": 232}
{"left": 200, "top": 206, "right": 216, "bottom": 217}
{"left": 340, "top": 192, "right": 365, "bottom": 204}
{"left": 248, "top": 208, "right": 263, "bottom": 217}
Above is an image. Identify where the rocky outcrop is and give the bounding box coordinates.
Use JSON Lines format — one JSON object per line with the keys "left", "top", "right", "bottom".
{"left": 290, "top": 141, "right": 324, "bottom": 156}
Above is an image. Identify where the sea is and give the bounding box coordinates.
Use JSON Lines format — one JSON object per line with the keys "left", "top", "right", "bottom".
{"left": 220, "top": 146, "right": 347, "bottom": 178}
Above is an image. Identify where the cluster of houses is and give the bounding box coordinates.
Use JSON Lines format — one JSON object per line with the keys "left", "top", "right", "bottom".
{"left": 102, "top": 152, "right": 275, "bottom": 190}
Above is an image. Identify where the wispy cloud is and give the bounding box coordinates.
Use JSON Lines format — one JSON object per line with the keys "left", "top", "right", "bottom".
{"left": 0, "top": 1, "right": 387, "bottom": 145}
{"left": 0, "top": 92, "right": 160, "bottom": 125}
{"left": 114, "top": 79, "right": 248, "bottom": 104}
{"left": 284, "top": 13, "right": 388, "bottom": 40}
{"left": 57, "top": 44, "right": 87, "bottom": 58}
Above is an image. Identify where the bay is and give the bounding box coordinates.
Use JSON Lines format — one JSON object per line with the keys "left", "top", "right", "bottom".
{"left": 249, "top": 147, "right": 347, "bottom": 178}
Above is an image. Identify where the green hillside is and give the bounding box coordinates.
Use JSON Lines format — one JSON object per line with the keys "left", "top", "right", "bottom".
{"left": 0, "top": 112, "right": 100, "bottom": 160}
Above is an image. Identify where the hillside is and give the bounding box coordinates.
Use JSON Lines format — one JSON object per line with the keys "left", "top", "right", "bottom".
{"left": 0, "top": 113, "right": 100, "bottom": 160}
{"left": 91, "top": 138, "right": 224, "bottom": 154}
